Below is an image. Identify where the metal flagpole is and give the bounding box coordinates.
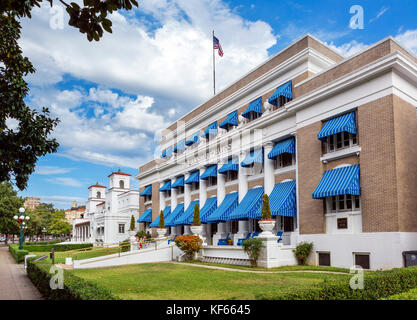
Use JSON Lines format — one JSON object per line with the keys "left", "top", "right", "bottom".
{"left": 213, "top": 30, "right": 215, "bottom": 95}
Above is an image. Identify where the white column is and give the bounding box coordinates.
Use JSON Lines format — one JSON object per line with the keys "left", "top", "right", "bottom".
{"left": 235, "top": 151, "right": 249, "bottom": 241}
{"left": 215, "top": 169, "right": 226, "bottom": 240}
{"left": 184, "top": 173, "right": 191, "bottom": 209}
{"left": 159, "top": 182, "right": 165, "bottom": 210}
{"left": 199, "top": 176, "right": 207, "bottom": 208}
{"left": 170, "top": 187, "right": 178, "bottom": 235}
{"left": 264, "top": 141, "right": 275, "bottom": 195}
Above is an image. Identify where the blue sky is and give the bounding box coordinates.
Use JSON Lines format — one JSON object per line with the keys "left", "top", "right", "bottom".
{"left": 15, "top": 0, "right": 417, "bottom": 208}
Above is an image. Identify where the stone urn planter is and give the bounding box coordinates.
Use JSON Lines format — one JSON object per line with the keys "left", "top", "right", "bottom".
{"left": 258, "top": 220, "right": 276, "bottom": 236}
{"left": 156, "top": 228, "right": 167, "bottom": 238}
{"left": 190, "top": 225, "right": 203, "bottom": 236}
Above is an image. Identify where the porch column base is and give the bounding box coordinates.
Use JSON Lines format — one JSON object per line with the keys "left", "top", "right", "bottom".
{"left": 257, "top": 235, "right": 280, "bottom": 268}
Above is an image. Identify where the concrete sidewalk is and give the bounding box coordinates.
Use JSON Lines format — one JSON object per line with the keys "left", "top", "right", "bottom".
{"left": 0, "top": 246, "right": 43, "bottom": 300}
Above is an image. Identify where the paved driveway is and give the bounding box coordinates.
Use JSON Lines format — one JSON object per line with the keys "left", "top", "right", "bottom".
{"left": 0, "top": 246, "right": 43, "bottom": 300}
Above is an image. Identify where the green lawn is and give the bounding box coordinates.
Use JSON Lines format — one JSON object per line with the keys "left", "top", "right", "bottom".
{"left": 31, "top": 247, "right": 122, "bottom": 264}
{"left": 70, "top": 262, "right": 350, "bottom": 300}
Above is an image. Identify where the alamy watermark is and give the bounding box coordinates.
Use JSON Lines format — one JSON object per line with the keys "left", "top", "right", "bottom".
{"left": 49, "top": 265, "right": 64, "bottom": 290}
{"left": 349, "top": 265, "right": 364, "bottom": 290}
{"left": 350, "top": 5, "right": 364, "bottom": 29}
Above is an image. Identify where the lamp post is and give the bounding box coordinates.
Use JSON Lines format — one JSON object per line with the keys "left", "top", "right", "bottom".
{"left": 42, "top": 227, "right": 47, "bottom": 241}
{"left": 13, "top": 207, "right": 30, "bottom": 250}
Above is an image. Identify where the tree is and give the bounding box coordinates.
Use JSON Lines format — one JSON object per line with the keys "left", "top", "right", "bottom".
{"left": 192, "top": 204, "right": 201, "bottom": 226}
{"left": 261, "top": 194, "right": 272, "bottom": 220}
{"left": 129, "top": 214, "right": 135, "bottom": 231}
{"left": 0, "top": 181, "right": 24, "bottom": 243}
{"left": 0, "top": 1, "right": 139, "bottom": 189}
{"left": 158, "top": 210, "right": 164, "bottom": 228}
{"left": 48, "top": 210, "right": 72, "bottom": 236}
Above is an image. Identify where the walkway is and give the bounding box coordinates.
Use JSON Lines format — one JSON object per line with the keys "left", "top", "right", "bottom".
{"left": 0, "top": 246, "right": 43, "bottom": 300}
{"left": 170, "top": 262, "right": 348, "bottom": 274}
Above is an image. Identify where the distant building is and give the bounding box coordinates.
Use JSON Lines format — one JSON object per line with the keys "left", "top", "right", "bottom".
{"left": 65, "top": 201, "right": 86, "bottom": 225}
{"left": 24, "top": 197, "right": 41, "bottom": 210}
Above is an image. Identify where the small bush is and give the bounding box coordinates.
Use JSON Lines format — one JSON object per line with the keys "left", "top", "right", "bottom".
{"left": 26, "top": 258, "right": 118, "bottom": 300}
{"left": 192, "top": 204, "right": 201, "bottom": 226}
{"left": 293, "top": 242, "right": 313, "bottom": 265}
{"left": 136, "top": 230, "right": 151, "bottom": 239}
{"left": 261, "top": 194, "right": 272, "bottom": 220}
{"left": 120, "top": 239, "right": 131, "bottom": 252}
{"left": 242, "top": 238, "right": 264, "bottom": 267}
{"left": 158, "top": 210, "right": 165, "bottom": 228}
{"left": 175, "top": 235, "right": 202, "bottom": 260}
{"left": 21, "top": 243, "right": 93, "bottom": 252}
{"left": 129, "top": 215, "right": 136, "bottom": 231}
{"left": 265, "top": 266, "right": 417, "bottom": 300}
{"left": 24, "top": 240, "right": 62, "bottom": 245}
{"left": 9, "top": 244, "right": 29, "bottom": 263}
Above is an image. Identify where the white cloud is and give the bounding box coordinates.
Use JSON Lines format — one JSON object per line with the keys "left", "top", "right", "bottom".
{"left": 369, "top": 6, "right": 389, "bottom": 23}
{"left": 395, "top": 29, "right": 417, "bottom": 56}
{"left": 20, "top": 1, "right": 277, "bottom": 106}
{"left": 37, "top": 195, "right": 86, "bottom": 208}
{"left": 45, "top": 177, "right": 84, "bottom": 187}
{"left": 327, "top": 40, "right": 369, "bottom": 58}
{"left": 35, "top": 166, "right": 73, "bottom": 175}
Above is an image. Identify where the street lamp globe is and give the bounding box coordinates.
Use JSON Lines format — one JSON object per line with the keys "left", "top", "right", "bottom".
{"left": 25, "top": 215, "right": 30, "bottom": 220}
{"left": 19, "top": 215, "right": 24, "bottom": 220}
{"left": 19, "top": 207, "right": 25, "bottom": 213}
{"left": 13, "top": 215, "right": 18, "bottom": 220}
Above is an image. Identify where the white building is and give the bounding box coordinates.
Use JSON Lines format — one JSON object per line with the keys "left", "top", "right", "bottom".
{"left": 73, "top": 171, "right": 139, "bottom": 245}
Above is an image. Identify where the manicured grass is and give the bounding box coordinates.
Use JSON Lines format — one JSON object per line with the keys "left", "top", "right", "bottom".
{"left": 32, "top": 247, "right": 121, "bottom": 264}
{"left": 384, "top": 288, "right": 417, "bottom": 300}
{"left": 185, "top": 260, "right": 351, "bottom": 273}
{"left": 70, "top": 262, "right": 350, "bottom": 300}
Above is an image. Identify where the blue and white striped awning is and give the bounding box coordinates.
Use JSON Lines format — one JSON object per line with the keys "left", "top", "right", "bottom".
{"left": 150, "top": 206, "right": 171, "bottom": 228}
{"left": 268, "top": 137, "right": 296, "bottom": 159}
{"left": 317, "top": 112, "right": 357, "bottom": 141}
{"left": 269, "top": 180, "right": 297, "bottom": 217}
{"left": 268, "top": 81, "right": 292, "bottom": 106}
{"left": 137, "top": 208, "right": 152, "bottom": 223}
{"left": 312, "top": 165, "right": 360, "bottom": 199}
{"left": 229, "top": 187, "right": 264, "bottom": 220}
{"left": 159, "top": 181, "right": 171, "bottom": 192}
{"left": 165, "top": 203, "right": 185, "bottom": 227}
{"left": 140, "top": 185, "right": 152, "bottom": 196}
{"left": 200, "top": 165, "right": 217, "bottom": 180}
{"left": 185, "top": 131, "right": 200, "bottom": 146}
{"left": 202, "top": 121, "right": 218, "bottom": 138}
{"left": 242, "top": 97, "right": 262, "bottom": 119}
{"left": 173, "top": 139, "right": 185, "bottom": 153}
{"left": 219, "top": 110, "right": 238, "bottom": 130}
{"left": 173, "top": 200, "right": 199, "bottom": 226}
{"left": 218, "top": 158, "right": 239, "bottom": 174}
{"left": 172, "top": 176, "right": 184, "bottom": 188}
{"left": 166, "top": 146, "right": 173, "bottom": 158}
{"left": 241, "top": 148, "right": 264, "bottom": 167}
{"left": 206, "top": 192, "right": 239, "bottom": 223}
{"left": 185, "top": 170, "right": 200, "bottom": 184}
{"left": 200, "top": 197, "right": 218, "bottom": 224}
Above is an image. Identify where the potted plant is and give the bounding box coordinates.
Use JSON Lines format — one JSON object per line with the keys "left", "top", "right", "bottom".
{"left": 128, "top": 215, "right": 136, "bottom": 236}
{"left": 226, "top": 239, "right": 233, "bottom": 246}
{"left": 190, "top": 204, "right": 203, "bottom": 236}
{"left": 258, "top": 194, "right": 276, "bottom": 236}
{"left": 242, "top": 238, "right": 265, "bottom": 267}
{"left": 293, "top": 242, "right": 313, "bottom": 265}
{"left": 157, "top": 210, "right": 167, "bottom": 238}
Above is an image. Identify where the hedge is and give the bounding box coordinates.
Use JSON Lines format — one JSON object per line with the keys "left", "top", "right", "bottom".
{"left": 21, "top": 243, "right": 93, "bottom": 252}
{"left": 26, "top": 258, "right": 118, "bottom": 300}
{"left": 24, "top": 240, "right": 62, "bottom": 246}
{"left": 258, "top": 266, "right": 417, "bottom": 300}
{"left": 9, "top": 245, "right": 29, "bottom": 263}
{"left": 384, "top": 287, "right": 417, "bottom": 300}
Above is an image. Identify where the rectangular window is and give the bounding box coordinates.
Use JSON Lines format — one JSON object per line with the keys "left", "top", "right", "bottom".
{"left": 144, "top": 195, "right": 152, "bottom": 202}
{"left": 337, "top": 218, "right": 348, "bottom": 229}
{"left": 274, "top": 153, "right": 295, "bottom": 169}
{"left": 177, "top": 186, "right": 184, "bottom": 195}
{"left": 275, "top": 96, "right": 292, "bottom": 109}
{"left": 354, "top": 253, "right": 370, "bottom": 269}
{"left": 165, "top": 190, "right": 171, "bottom": 198}
{"left": 325, "top": 132, "right": 358, "bottom": 154}
{"left": 118, "top": 224, "right": 125, "bottom": 234}
{"left": 211, "top": 223, "right": 218, "bottom": 234}
{"left": 283, "top": 217, "right": 295, "bottom": 232}
{"left": 318, "top": 252, "right": 331, "bottom": 266}
{"left": 207, "top": 176, "right": 217, "bottom": 187}
{"left": 327, "top": 195, "right": 361, "bottom": 213}
{"left": 231, "top": 221, "right": 239, "bottom": 234}
{"left": 225, "top": 171, "right": 238, "bottom": 182}
{"left": 191, "top": 182, "right": 199, "bottom": 191}
{"left": 248, "top": 111, "right": 259, "bottom": 122}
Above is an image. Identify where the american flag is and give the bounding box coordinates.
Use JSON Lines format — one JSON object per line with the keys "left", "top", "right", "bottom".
{"left": 213, "top": 35, "right": 223, "bottom": 57}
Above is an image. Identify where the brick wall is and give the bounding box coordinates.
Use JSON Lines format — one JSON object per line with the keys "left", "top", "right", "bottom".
{"left": 150, "top": 182, "right": 160, "bottom": 237}
{"left": 248, "top": 177, "right": 264, "bottom": 189}
{"left": 225, "top": 184, "right": 238, "bottom": 194}
{"left": 274, "top": 171, "right": 296, "bottom": 184}
{"left": 324, "top": 156, "right": 359, "bottom": 171}
{"left": 297, "top": 122, "right": 325, "bottom": 234}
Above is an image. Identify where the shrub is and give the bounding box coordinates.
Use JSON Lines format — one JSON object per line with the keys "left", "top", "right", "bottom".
{"left": 263, "top": 266, "right": 417, "bottom": 300}
{"left": 24, "top": 240, "right": 61, "bottom": 245}
{"left": 26, "top": 258, "right": 118, "bottom": 300}
{"left": 129, "top": 215, "right": 136, "bottom": 231}
{"left": 242, "top": 238, "right": 265, "bottom": 267}
{"left": 261, "top": 194, "right": 272, "bottom": 220}
{"left": 120, "top": 239, "right": 131, "bottom": 252}
{"left": 158, "top": 210, "right": 165, "bottom": 228}
{"left": 136, "top": 230, "right": 151, "bottom": 239}
{"left": 192, "top": 204, "right": 201, "bottom": 226}
{"left": 293, "top": 242, "right": 313, "bottom": 265}
{"left": 21, "top": 243, "right": 93, "bottom": 252}
{"left": 175, "top": 235, "right": 202, "bottom": 260}
{"left": 384, "top": 288, "right": 417, "bottom": 300}
{"left": 9, "top": 244, "right": 29, "bottom": 263}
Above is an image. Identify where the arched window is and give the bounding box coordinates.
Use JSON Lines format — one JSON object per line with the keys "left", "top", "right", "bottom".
{"left": 119, "top": 180, "right": 125, "bottom": 189}
{"left": 96, "top": 191, "right": 101, "bottom": 199}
